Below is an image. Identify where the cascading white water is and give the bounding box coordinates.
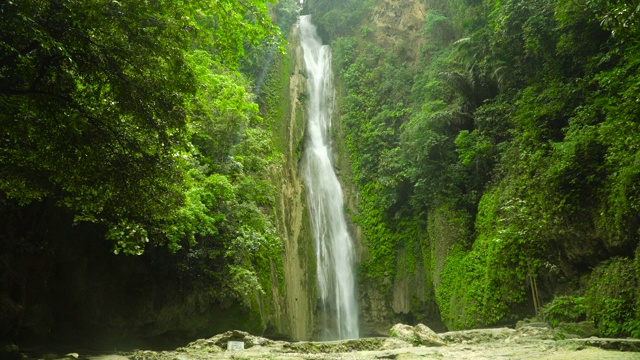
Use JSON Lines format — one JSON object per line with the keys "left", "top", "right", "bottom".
{"left": 299, "top": 15, "right": 359, "bottom": 340}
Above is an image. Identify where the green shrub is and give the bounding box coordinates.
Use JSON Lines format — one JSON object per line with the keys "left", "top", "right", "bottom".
{"left": 586, "top": 257, "right": 639, "bottom": 337}
{"left": 541, "top": 296, "right": 586, "bottom": 327}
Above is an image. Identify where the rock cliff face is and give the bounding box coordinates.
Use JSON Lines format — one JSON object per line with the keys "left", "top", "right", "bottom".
{"left": 368, "top": 0, "right": 426, "bottom": 61}
{"left": 268, "top": 22, "right": 317, "bottom": 341}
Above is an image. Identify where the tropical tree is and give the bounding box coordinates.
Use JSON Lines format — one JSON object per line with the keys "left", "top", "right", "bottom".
{"left": 0, "top": 0, "right": 280, "bottom": 255}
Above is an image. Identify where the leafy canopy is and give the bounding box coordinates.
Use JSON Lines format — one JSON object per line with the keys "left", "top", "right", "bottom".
{"left": 0, "top": 0, "right": 281, "bottom": 261}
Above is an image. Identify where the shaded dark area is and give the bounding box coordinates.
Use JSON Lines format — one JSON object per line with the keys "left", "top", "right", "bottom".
{"left": 0, "top": 201, "right": 262, "bottom": 352}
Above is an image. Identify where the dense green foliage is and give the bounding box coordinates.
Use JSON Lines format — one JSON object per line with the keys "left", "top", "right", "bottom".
{"left": 0, "top": 0, "right": 285, "bottom": 303}
{"left": 310, "top": 0, "right": 640, "bottom": 334}
{"left": 4, "top": 0, "right": 640, "bottom": 340}
{"left": 542, "top": 296, "right": 586, "bottom": 327}
{"left": 586, "top": 257, "right": 640, "bottom": 337}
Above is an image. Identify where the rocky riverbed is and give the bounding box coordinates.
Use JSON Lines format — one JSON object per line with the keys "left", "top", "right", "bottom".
{"left": 17, "top": 323, "right": 640, "bottom": 360}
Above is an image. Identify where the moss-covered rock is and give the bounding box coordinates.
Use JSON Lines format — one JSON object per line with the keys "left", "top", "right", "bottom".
{"left": 390, "top": 323, "right": 445, "bottom": 346}
{"left": 390, "top": 323, "right": 416, "bottom": 343}
{"left": 414, "top": 323, "right": 446, "bottom": 346}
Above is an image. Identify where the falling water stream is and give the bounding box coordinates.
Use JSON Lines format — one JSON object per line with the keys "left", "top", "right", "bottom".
{"left": 299, "top": 15, "right": 359, "bottom": 340}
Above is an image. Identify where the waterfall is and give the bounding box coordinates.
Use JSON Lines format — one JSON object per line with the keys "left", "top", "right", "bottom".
{"left": 299, "top": 15, "right": 359, "bottom": 340}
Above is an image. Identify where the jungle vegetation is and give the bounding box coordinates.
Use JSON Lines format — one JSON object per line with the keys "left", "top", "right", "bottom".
{"left": 1, "top": 0, "right": 639, "bottom": 343}
{"left": 0, "top": 0, "right": 290, "bottom": 306}
{"left": 306, "top": 0, "right": 640, "bottom": 337}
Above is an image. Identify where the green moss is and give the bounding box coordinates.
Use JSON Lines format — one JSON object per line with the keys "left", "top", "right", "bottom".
{"left": 259, "top": 49, "right": 293, "bottom": 154}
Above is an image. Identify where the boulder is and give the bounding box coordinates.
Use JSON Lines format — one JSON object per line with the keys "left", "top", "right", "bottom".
{"left": 184, "top": 330, "right": 274, "bottom": 351}
{"left": 390, "top": 323, "right": 416, "bottom": 343}
{"left": 389, "top": 323, "right": 445, "bottom": 346}
{"left": 414, "top": 324, "right": 446, "bottom": 346}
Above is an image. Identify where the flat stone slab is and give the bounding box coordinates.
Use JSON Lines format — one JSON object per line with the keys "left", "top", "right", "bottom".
{"left": 440, "top": 327, "right": 516, "bottom": 344}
